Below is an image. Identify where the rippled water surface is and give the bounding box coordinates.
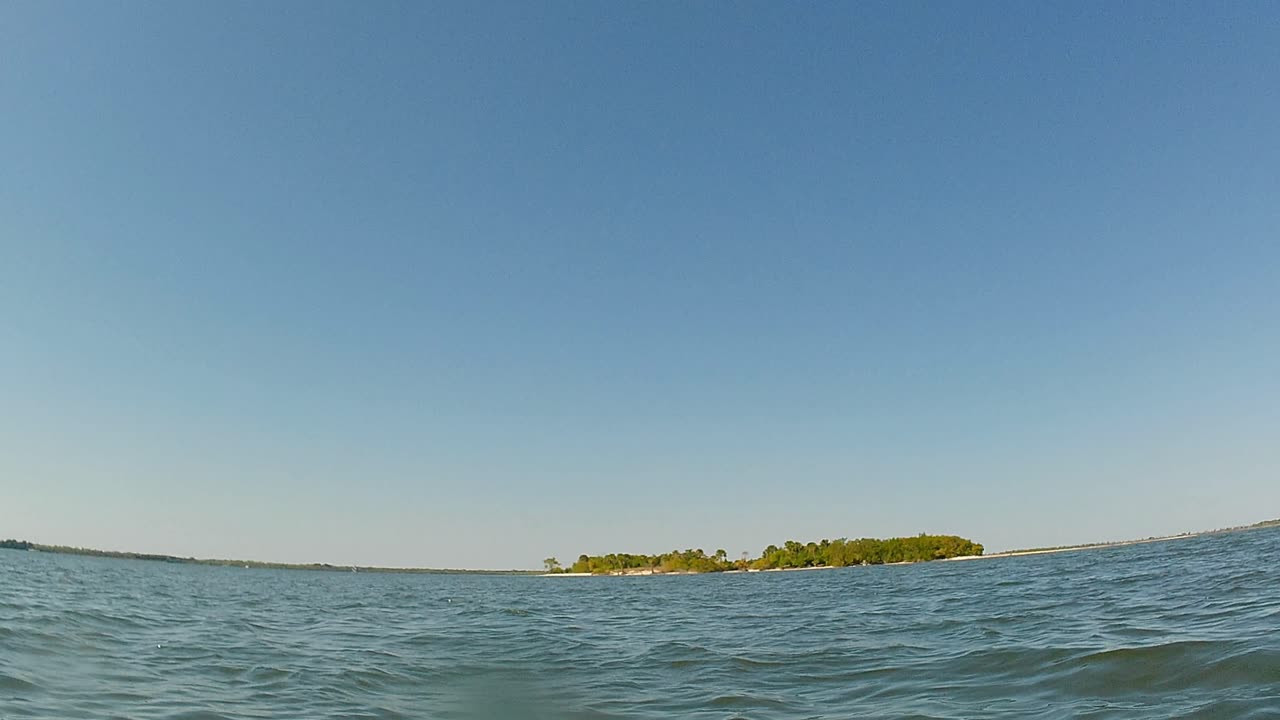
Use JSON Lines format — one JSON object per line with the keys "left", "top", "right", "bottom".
{"left": 3, "top": 527, "right": 1280, "bottom": 719}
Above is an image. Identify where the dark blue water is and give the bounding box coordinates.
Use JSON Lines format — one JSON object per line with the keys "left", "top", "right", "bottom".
{"left": 3, "top": 527, "right": 1279, "bottom": 719}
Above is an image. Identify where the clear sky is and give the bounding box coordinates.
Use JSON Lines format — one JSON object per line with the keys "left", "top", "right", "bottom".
{"left": 2, "top": 2, "right": 1277, "bottom": 569}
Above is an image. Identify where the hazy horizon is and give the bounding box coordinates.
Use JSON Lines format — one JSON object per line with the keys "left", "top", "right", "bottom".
{"left": 3, "top": 2, "right": 1277, "bottom": 570}
{"left": 8, "top": 518, "right": 1277, "bottom": 572}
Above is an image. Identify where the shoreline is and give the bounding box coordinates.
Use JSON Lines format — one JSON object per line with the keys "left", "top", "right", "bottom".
{"left": 6, "top": 520, "right": 1275, "bottom": 577}
{"left": 0, "top": 541, "right": 537, "bottom": 575}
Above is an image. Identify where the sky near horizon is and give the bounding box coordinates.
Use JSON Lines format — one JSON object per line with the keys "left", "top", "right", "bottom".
{"left": 2, "top": 2, "right": 1278, "bottom": 569}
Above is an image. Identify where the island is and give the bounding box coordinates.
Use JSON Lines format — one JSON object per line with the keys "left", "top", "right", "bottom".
{"left": 545, "top": 533, "right": 985, "bottom": 575}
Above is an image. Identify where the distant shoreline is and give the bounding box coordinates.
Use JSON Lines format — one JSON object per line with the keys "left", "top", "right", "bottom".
{"left": 0, "top": 540, "right": 536, "bottom": 575}
{"left": 944, "top": 531, "right": 1202, "bottom": 562}
{"left": 959, "top": 519, "right": 1276, "bottom": 561}
{"left": 4, "top": 519, "right": 1275, "bottom": 576}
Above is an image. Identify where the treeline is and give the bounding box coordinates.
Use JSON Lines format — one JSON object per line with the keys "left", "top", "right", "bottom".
{"left": 757, "top": 535, "right": 984, "bottom": 568}
{"left": 564, "top": 548, "right": 736, "bottom": 574}
{"left": 36, "top": 544, "right": 196, "bottom": 563}
{"left": 1, "top": 539, "right": 33, "bottom": 551}
{"left": 553, "top": 534, "right": 984, "bottom": 574}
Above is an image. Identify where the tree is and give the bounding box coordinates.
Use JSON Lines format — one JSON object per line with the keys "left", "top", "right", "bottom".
{"left": 543, "top": 557, "right": 561, "bottom": 573}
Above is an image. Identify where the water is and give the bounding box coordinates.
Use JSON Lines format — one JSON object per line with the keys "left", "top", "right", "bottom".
{"left": 3, "top": 527, "right": 1279, "bottom": 719}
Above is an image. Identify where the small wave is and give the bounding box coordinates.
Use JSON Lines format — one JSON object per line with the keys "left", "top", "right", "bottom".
{"left": 0, "top": 671, "right": 37, "bottom": 691}
{"left": 707, "top": 693, "right": 794, "bottom": 710}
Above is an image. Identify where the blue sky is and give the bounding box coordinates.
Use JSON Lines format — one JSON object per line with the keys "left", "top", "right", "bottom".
{"left": 2, "top": 2, "right": 1277, "bottom": 568}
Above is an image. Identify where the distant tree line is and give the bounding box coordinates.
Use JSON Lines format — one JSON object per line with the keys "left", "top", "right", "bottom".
{"left": 562, "top": 548, "right": 736, "bottom": 574}
{"left": 754, "top": 535, "right": 984, "bottom": 569}
{"left": 557, "top": 534, "right": 985, "bottom": 574}
{"left": 1, "top": 539, "right": 33, "bottom": 551}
